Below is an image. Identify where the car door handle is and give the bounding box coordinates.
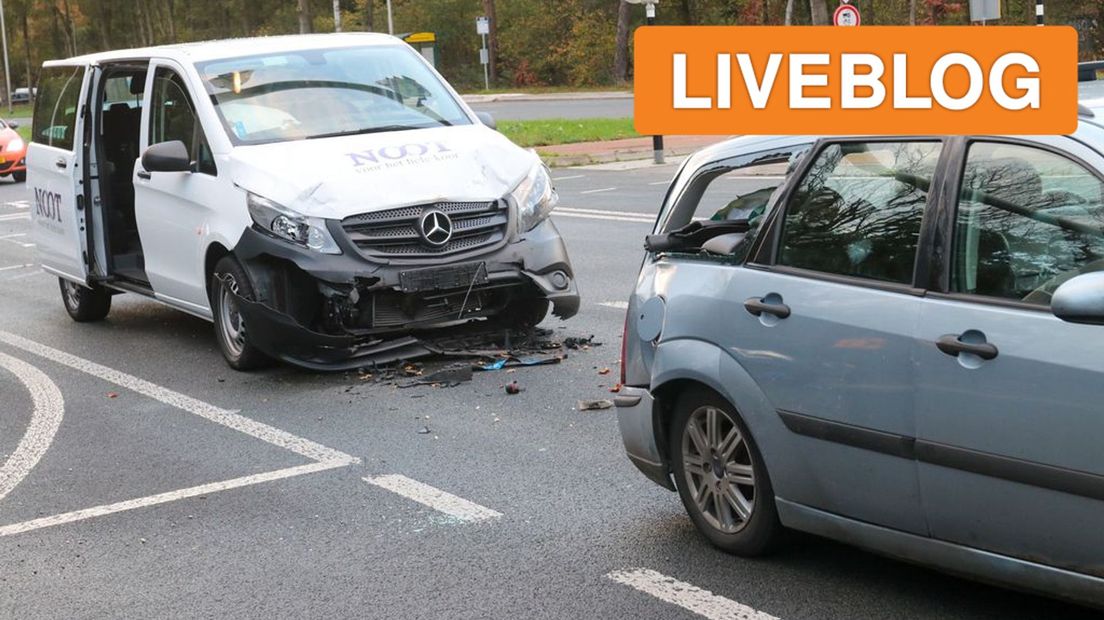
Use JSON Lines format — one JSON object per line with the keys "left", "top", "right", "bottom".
{"left": 936, "top": 334, "right": 999, "bottom": 360}
{"left": 136, "top": 169, "right": 151, "bottom": 180}
{"left": 54, "top": 157, "right": 67, "bottom": 169}
{"left": 744, "top": 297, "right": 791, "bottom": 319}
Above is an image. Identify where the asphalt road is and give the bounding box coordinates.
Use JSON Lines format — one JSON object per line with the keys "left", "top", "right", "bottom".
{"left": 468, "top": 96, "right": 633, "bottom": 121}
{"left": 0, "top": 165, "right": 1098, "bottom": 619}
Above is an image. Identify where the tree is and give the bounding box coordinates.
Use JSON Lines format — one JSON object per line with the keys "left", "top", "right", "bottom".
{"left": 297, "top": 0, "right": 312, "bottom": 33}
{"left": 809, "top": 0, "right": 829, "bottom": 24}
{"left": 613, "top": 0, "right": 631, "bottom": 84}
{"left": 909, "top": 0, "right": 917, "bottom": 25}
{"left": 784, "top": 0, "right": 795, "bottom": 24}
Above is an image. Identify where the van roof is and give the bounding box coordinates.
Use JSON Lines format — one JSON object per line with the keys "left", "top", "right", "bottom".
{"left": 43, "top": 32, "right": 401, "bottom": 67}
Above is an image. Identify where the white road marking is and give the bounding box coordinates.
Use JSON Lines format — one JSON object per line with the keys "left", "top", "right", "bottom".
{"left": 579, "top": 187, "right": 617, "bottom": 195}
{"left": 0, "top": 331, "right": 358, "bottom": 465}
{"left": 725, "top": 175, "right": 786, "bottom": 180}
{"left": 0, "top": 234, "right": 34, "bottom": 248}
{"left": 0, "top": 233, "right": 26, "bottom": 239}
{"left": 4, "top": 200, "right": 29, "bottom": 209}
{"left": 554, "top": 211, "right": 652, "bottom": 224}
{"left": 559, "top": 206, "right": 654, "bottom": 218}
{"left": 0, "top": 213, "right": 29, "bottom": 221}
{"left": 363, "top": 474, "right": 502, "bottom": 523}
{"left": 0, "top": 264, "right": 32, "bottom": 272}
{"left": 0, "top": 460, "right": 346, "bottom": 537}
{"left": 0, "top": 351, "right": 64, "bottom": 503}
{"left": 608, "top": 568, "right": 780, "bottom": 620}
{"left": 648, "top": 180, "right": 670, "bottom": 186}
{"left": 599, "top": 301, "right": 629, "bottom": 310}
{"left": 553, "top": 174, "right": 585, "bottom": 181}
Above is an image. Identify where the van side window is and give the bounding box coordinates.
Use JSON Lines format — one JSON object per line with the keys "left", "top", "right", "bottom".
{"left": 149, "top": 68, "right": 216, "bottom": 176}
{"left": 952, "top": 142, "right": 1104, "bottom": 306}
{"left": 32, "top": 66, "right": 83, "bottom": 151}
{"left": 777, "top": 141, "right": 941, "bottom": 285}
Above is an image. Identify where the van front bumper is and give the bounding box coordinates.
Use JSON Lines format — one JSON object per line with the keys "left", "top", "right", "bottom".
{"left": 615, "top": 386, "right": 674, "bottom": 490}
{"left": 230, "top": 218, "right": 579, "bottom": 369}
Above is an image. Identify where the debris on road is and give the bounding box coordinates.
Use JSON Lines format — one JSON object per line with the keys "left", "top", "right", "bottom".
{"left": 416, "top": 425, "right": 432, "bottom": 435}
{"left": 577, "top": 399, "right": 613, "bottom": 411}
{"left": 597, "top": 367, "right": 611, "bottom": 375}
{"left": 398, "top": 365, "right": 474, "bottom": 389}
{"left": 505, "top": 381, "right": 521, "bottom": 395}
{"left": 107, "top": 392, "right": 118, "bottom": 399}
{"left": 609, "top": 383, "right": 622, "bottom": 393}
{"left": 476, "top": 353, "right": 564, "bottom": 371}
{"left": 563, "top": 335, "right": 601, "bottom": 350}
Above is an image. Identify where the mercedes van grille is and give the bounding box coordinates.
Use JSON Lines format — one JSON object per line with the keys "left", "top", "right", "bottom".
{"left": 340, "top": 201, "right": 508, "bottom": 258}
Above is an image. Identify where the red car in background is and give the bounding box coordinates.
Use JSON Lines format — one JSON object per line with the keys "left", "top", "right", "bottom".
{"left": 0, "top": 118, "right": 26, "bottom": 182}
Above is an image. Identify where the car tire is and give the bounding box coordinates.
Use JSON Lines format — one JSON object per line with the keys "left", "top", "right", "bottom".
{"left": 670, "top": 386, "right": 782, "bottom": 556}
{"left": 12, "top": 170, "right": 25, "bottom": 183}
{"left": 210, "top": 256, "right": 272, "bottom": 371}
{"left": 497, "top": 298, "right": 550, "bottom": 330}
{"left": 59, "top": 278, "right": 112, "bottom": 322}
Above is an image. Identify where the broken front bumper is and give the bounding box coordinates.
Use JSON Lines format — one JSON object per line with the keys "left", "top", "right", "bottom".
{"left": 231, "top": 217, "right": 579, "bottom": 369}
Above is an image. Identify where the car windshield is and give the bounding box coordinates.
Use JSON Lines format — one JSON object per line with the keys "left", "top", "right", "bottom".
{"left": 196, "top": 45, "right": 471, "bottom": 145}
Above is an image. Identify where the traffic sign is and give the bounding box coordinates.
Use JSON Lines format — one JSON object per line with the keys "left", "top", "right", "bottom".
{"left": 833, "top": 3, "right": 861, "bottom": 26}
{"left": 476, "top": 16, "right": 489, "bottom": 35}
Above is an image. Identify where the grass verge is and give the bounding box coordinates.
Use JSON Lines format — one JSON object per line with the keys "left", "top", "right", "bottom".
{"left": 498, "top": 117, "right": 638, "bottom": 148}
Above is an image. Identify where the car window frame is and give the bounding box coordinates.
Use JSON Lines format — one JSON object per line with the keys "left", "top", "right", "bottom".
{"left": 927, "top": 135, "right": 1104, "bottom": 314}
{"left": 746, "top": 136, "right": 953, "bottom": 296}
{"left": 148, "top": 64, "right": 218, "bottom": 177}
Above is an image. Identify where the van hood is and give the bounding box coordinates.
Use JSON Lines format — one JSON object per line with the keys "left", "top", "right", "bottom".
{"left": 229, "top": 125, "right": 538, "bottom": 220}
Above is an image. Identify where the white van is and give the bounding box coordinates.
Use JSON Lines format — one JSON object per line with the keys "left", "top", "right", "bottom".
{"left": 28, "top": 34, "right": 579, "bottom": 370}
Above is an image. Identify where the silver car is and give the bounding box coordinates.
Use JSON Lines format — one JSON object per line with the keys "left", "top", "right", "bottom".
{"left": 616, "top": 114, "right": 1104, "bottom": 606}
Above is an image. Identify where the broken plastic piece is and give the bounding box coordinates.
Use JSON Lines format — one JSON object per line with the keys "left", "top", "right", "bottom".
{"left": 577, "top": 399, "right": 614, "bottom": 411}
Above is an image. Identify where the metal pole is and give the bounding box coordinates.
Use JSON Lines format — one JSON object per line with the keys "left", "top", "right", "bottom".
{"left": 386, "top": 0, "right": 394, "bottom": 34}
{"left": 1035, "top": 0, "right": 1044, "bottom": 25}
{"left": 333, "top": 0, "right": 342, "bottom": 32}
{"left": 481, "top": 33, "right": 489, "bottom": 90}
{"left": 646, "top": 3, "right": 663, "bottom": 164}
{"left": 0, "top": 0, "right": 10, "bottom": 115}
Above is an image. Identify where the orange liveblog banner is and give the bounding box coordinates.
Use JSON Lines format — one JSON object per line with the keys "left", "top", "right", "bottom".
{"left": 633, "top": 26, "right": 1079, "bottom": 136}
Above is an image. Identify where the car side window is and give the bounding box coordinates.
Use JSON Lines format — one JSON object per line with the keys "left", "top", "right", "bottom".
{"left": 951, "top": 142, "right": 1104, "bottom": 306}
{"left": 777, "top": 141, "right": 942, "bottom": 285}
{"left": 149, "top": 67, "right": 216, "bottom": 175}
{"left": 32, "top": 66, "right": 83, "bottom": 151}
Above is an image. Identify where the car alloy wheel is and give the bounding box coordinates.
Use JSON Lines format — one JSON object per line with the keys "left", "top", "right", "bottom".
{"left": 681, "top": 404, "right": 756, "bottom": 534}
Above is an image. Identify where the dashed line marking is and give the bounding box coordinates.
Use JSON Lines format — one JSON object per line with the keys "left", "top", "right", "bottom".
{"left": 553, "top": 174, "right": 585, "bottom": 181}
{"left": 608, "top": 568, "right": 780, "bottom": 620}
{"left": 0, "top": 351, "right": 64, "bottom": 503}
{"left": 579, "top": 187, "right": 617, "bottom": 195}
{"left": 0, "top": 460, "right": 347, "bottom": 537}
{"left": 648, "top": 180, "right": 670, "bottom": 186}
{"left": 363, "top": 474, "right": 502, "bottom": 523}
{"left": 599, "top": 301, "right": 629, "bottom": 310}
{"left": 0, "top": 331, "right": 358, "bottom": 465}
{"left": 4, "top": 200, "right": 29, "bottom": 209}
{"left": 0, "top": 213, "right": 29, "bottom": 222}
{"left": 559, "top": 206, "right": 654, "bottom": 218}
{"left": 0, "top": 264, "right": 32, "bottom": 272}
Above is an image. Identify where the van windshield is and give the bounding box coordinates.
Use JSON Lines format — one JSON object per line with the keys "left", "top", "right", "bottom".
{"left": 196, "top": 45, "right": 471, "bottom": 145}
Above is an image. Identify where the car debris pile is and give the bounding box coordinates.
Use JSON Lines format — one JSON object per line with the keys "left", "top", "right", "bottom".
{"left": 349, "top": 324, "right": 603, "bottom": 389}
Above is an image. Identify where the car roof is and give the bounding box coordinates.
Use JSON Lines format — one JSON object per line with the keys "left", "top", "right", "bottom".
{"left": 43, "top": 32, "right": 403, "bottom": 67}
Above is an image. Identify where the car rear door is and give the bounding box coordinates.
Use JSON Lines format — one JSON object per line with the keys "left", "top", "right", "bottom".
{"left": 729, "top": 138, "right": 946, "bottom": 534}
{"left": 913, "top": 136, "right": 1104, "bottom": 576}
{"left": 28, "top": 62, "right": 92, "bottom": 282}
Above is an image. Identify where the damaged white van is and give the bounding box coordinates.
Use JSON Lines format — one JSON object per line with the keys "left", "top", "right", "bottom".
{"left": 28, "top": 33, "right": 578, "bottom": 370}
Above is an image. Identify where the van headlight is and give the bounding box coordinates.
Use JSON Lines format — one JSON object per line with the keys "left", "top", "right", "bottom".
{"left": 512, "top": 163, "right": 558, "bottom": 232}
{"left": 246, "top": 192, "right": 341, "bottom": 254}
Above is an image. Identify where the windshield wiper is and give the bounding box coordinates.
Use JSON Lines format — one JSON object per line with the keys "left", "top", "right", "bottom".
{"left": 305, "top": 124, "right": 427, "bottom": 140}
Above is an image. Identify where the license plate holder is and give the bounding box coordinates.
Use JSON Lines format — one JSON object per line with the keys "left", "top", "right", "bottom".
{"left": 399, "top": 262, "right": 488, "bottom": 293}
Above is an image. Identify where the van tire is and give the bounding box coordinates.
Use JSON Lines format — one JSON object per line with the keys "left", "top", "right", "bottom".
{"left": 12, "top": 170, "right": 25, "bottom": 183}
{"left": 210, "top": 256, "right": 271, "bottom": 371}
{"left": 59, "top": 278, "right": 112, "bottom": 322}
{"left": 670, "top": 386, "right": 782, "bottom": 556}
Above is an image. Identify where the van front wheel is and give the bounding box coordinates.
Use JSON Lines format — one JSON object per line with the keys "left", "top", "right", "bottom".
{"left": 59, "top": 278, "right": 112, "bottom": 322}
{"left": 211, "top": 256, "right": 271, "bottom": 371}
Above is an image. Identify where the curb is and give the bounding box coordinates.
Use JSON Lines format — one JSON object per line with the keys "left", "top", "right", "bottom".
{"left": 462, "top": 92, "right": 632, "bottom": 104}
{"left": 539, "top": 144, "right": 704, "bottom": 168}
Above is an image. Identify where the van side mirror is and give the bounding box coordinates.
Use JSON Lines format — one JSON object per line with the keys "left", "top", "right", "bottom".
{"left": 1052, "top": 272, "right": 1104, "bottom": 325}
{"left": 476, "top": 112, "right": 497, "bottom": 130}
{"left": 141, "top": 140, "right": 191, "bottom": 173}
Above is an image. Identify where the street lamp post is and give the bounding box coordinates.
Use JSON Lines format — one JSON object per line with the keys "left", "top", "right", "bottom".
{"left": 0, "top": 0, "right": 11, "bottom": 115}
{"left": 386, "top": 0, "right": 394, "bottom": 34}
{"left": 627, "top": 0, "right": 662, "bottom": 164}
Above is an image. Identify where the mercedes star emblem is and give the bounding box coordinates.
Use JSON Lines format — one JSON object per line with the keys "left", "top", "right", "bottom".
{"left": 419, "top": 210, "right": 453, "bottom": 247}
